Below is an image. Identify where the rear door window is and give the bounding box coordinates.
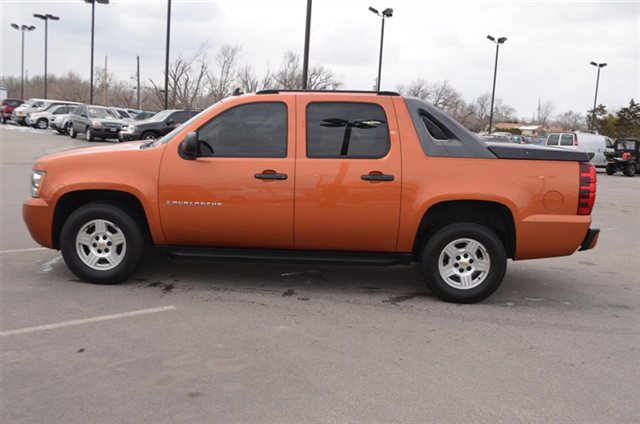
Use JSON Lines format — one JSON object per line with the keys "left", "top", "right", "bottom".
{"left": 306, "top": 102, "right": 389, "bottom": 158}
{"left": 560, "top": 134, "right": 574, "bottom": 146}
{"left": 547, "top": 134, "right": 559, "bottom": 146}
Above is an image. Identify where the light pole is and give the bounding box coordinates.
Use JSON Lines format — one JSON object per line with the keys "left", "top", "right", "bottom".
{"left": 164, "top": 0, "right": 172, "bottom": 109}
{"left": 10, "top": 24, "right": 36, "bottom": 100}
{"left": 33, "top": 14, "right": 60, "bottom": 99}
{"left": 487, "top": 35, "right": 507, "bottom": 134}
{"left": 369, "top": 6, "right": 393, "bottom": 91}
{"left": 84, "top": 0, "right": 109, "bottom": 105}
{"left": 589, "top": 61, "right": 607, "bottom": 132}
{"left": 301, "top": 0, "right": 312, "bottom": 89}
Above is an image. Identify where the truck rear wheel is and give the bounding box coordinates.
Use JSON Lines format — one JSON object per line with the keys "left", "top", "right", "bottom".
{"left": 605, "top": 165, "right": 614, "bottom": 175}
{"left": 420, "top": 223, "right": 507, "bottom": 303}
{"left": 60, "top": 202, "right": 146, "bottom": 284}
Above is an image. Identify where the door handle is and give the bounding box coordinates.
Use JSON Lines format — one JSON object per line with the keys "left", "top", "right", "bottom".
{"left": 255, "top": 172, "right": 288, "bottom": 180}
{"left": 361, "top": 173, "right": 394, "bottom": 182}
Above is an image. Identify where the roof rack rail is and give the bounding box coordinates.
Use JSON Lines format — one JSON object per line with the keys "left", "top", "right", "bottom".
{"left": 256, "top": 89, "right": 400, "bottom": 96}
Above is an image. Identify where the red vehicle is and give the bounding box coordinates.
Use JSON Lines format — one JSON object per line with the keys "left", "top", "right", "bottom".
{"left": 1, "top": 98, "right": 24, "bottom": 123}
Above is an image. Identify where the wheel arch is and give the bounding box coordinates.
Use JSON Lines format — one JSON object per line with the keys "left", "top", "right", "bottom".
{"left": 52, "top": 190, "right": 152, "bottom": 249}
{"left": 412, "top": 200, "right": 516, "bottom": 259}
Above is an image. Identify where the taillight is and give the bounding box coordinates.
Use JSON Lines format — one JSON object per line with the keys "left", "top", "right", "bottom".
{"left": 578, "top": 162, "right": 596, "bottom": 215}
{"left": 573, "top": 135, "right": 579, "bottom": 146}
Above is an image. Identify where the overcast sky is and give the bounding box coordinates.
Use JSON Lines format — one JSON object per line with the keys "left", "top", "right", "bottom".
{"left": 1, "top": 0, "right": 638, "bottom": 119}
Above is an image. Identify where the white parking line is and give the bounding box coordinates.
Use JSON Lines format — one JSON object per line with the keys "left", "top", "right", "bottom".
{"left": 0, "top": 247, "right": 49, "bottom": 254}
{"left": 1, "top": 305, "right": 177, "bottom": 337}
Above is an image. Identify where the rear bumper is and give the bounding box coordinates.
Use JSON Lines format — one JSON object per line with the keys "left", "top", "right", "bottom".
{"left": 578, "top": 228, "right": 600, "bottom": 251}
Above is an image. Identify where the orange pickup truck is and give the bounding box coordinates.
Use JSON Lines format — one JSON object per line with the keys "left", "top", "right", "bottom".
{"left": 23, "top": 90, "right": 599, "bottom": 303}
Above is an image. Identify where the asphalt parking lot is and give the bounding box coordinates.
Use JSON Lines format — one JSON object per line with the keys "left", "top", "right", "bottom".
{"left": 1, "top": 124, "right": 639, "bottom": 424}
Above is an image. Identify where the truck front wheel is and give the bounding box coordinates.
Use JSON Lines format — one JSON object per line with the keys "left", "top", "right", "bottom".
{"left": 60, "top": 202, "right": 146, "bottom": 284}
{"left": 420, "top": 223, "right": 507, "bottom": 303}
{"left": 623, "top": 163, "right": 637, "bottom": 177}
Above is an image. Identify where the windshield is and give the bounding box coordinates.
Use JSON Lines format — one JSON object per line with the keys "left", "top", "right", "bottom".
{"left": 88, "top": 107, "right": 118, "bottom": 119}
{"left": 150, "top": 110, "right": 173, "bottom": 122}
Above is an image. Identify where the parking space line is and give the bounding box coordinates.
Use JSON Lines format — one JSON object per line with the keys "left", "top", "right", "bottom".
{"left": 0, "top": 247, "right": 49, "bottom": 254}
{"left": 1, "top": 305, "right": 177, "bottom": 337}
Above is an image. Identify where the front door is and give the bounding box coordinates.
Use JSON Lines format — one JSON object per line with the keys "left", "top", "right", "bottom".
{"left": 294, "top": 97, "right": 402, "bottom": 252}
{"left": 158, "top": 99, "right": 295, "bottom": 249}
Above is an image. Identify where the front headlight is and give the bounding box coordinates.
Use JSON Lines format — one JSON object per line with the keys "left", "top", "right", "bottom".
{"left": 127, "top": 125, "right": 136, "bottom": 132}
{"left": 31, "top": 170, "right": 46, "bottom": 198}
{"left": 91, "top": 120, "right": 102, "bottom": 128}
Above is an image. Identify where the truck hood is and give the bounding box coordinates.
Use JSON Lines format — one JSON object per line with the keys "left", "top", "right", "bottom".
{"left": 34, "top": 141, "right": 146, "bottom": 169}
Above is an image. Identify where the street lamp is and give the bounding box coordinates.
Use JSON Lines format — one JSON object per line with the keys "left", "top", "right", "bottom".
{"left": 84, "top": 0, "right": 109, "bottom": 105}
{"left": 486, "top": 35, "right": 507, "bottom": 134}
{"left": 10, "top": 24, "right": 36, "bottom": 100}
{"left": 369, "top": 6, "right": 393, "bottom": 91}
{"left": 589, "top": 61, "right": 607, "bottom": 132}
{"left": 33, "top": 14, "right": 60, "bottom": 99}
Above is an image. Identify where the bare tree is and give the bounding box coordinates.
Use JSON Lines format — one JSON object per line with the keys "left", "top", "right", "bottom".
{"left": 207, "top": 44, "right": 241, "bottom": 101}
{"left": 537, "top": 100, "right": 554, "bottom": 126}
{"left": 237, "top": 64, "right": 260, "bottom": 93}
{"left": 274, "top": 51, "right": 302, "bottom": 89}
{"left": 149, "top": 45, "right": 209, "bottom": 109}
{"left": 555, "top": 110, "right": 584, "bottom": 131}
{"left": 272, "top": 50, "right": 341, "bottom": 90}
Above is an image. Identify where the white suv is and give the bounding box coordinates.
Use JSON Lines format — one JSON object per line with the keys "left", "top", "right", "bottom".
{"left": 26, "top": 104, "right": 77, "bottom": 130}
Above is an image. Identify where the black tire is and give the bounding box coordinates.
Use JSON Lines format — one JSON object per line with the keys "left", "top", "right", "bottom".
{"left": 60, "top": 202, "right": 146, "bottom": 284}
{"left": 623, "top": 163, "right": 636, "bottom": 177}
{"left": 419, "top": 223, "right": 507, "bottom": 304}
{"left": 36, "top": 118, "right": 48, "bottom": 130}
{"left": 86, "top": 127, "right": 95, "bottom": 142}
{"left": 605, "top": 165, "right": 614, "bottom": 175}
{"left": 141, "top": 131, "right": 157, "bottom": 141}
{"left": 1, "top": 116, "right": 6, "bottom": 124}
{"left": 69, "top": 125, "right": 77, "bottom": 138}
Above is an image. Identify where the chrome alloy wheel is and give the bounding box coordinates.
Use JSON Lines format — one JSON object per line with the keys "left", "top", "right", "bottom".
{"left": 437, "top": 238, "right": 491, "bottom": 290}
{"left": 75, "top": 219, "right": 126, "bottom": 270}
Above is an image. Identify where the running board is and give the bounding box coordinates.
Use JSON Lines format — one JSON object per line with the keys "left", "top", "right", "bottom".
{"left": 164, "top": 246, "right": 413, "bottom": 266}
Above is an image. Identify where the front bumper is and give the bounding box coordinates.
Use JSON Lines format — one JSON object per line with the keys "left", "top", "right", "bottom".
{"left": 11, "top": 115, "right": 26, "bottom": 124}
{"left": 23, "top": 197, "right": 55, "bottom": 248}
{"left": 91, "top": 127, "right": 121, "bottom": 139}
{"left": 578, "top": 228, "right": 600, "bottom": 251}
{"left": 119, "top": 131, "right": 143, "bottom": 141}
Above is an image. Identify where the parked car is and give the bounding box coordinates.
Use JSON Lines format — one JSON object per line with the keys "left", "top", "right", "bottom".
{"left": 1, "top": 98, "right": 24, "bottom": 123}
{"left": 23, "top": 90, "right": 599, "bottom": 304}
{"left": 605, "top": 138, "right": 640, "bottom": 176}
{"left": 25, "top": 104, "right": 77, "bottom": 130}
{"left": 132, "top": 111, "right": 156, "bottom": 121}
{"left": 68, "top": 104, "right": 123, "bottom": 141}
{"left": 493, "top": 131, "right": 513, "bottom": 140}
{"left": 119, "top": 109, "right": 200, "bottom": 141}
{"left": 50, "top": 112, "right": 72, "bottom": 134}
{"left": 11, "top": 98, "right": 80, "bottom": 126}
{"left": 110, "top": 107, "right": 133, "bottom": 121}
{"left": 545, "top": 132, "right": 612, "bottom": 168}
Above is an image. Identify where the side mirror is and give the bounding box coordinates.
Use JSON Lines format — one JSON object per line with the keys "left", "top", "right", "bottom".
{"left": 180, "top": 131, "right": 199, "bottom": 160}
{"left": 80, "top": 113, "right": 87, "bottom": 118}
{"left": 166, "top": 119, "right": 175, "bottom": 126}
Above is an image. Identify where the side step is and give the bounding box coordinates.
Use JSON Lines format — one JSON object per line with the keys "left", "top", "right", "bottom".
{"left": 165, "top": 246, "right": 413, "bottom": 266}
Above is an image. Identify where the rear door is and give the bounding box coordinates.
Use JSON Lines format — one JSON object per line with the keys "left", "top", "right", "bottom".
{"left": 294, "top": 96, "right": 402, "bottom": 252}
